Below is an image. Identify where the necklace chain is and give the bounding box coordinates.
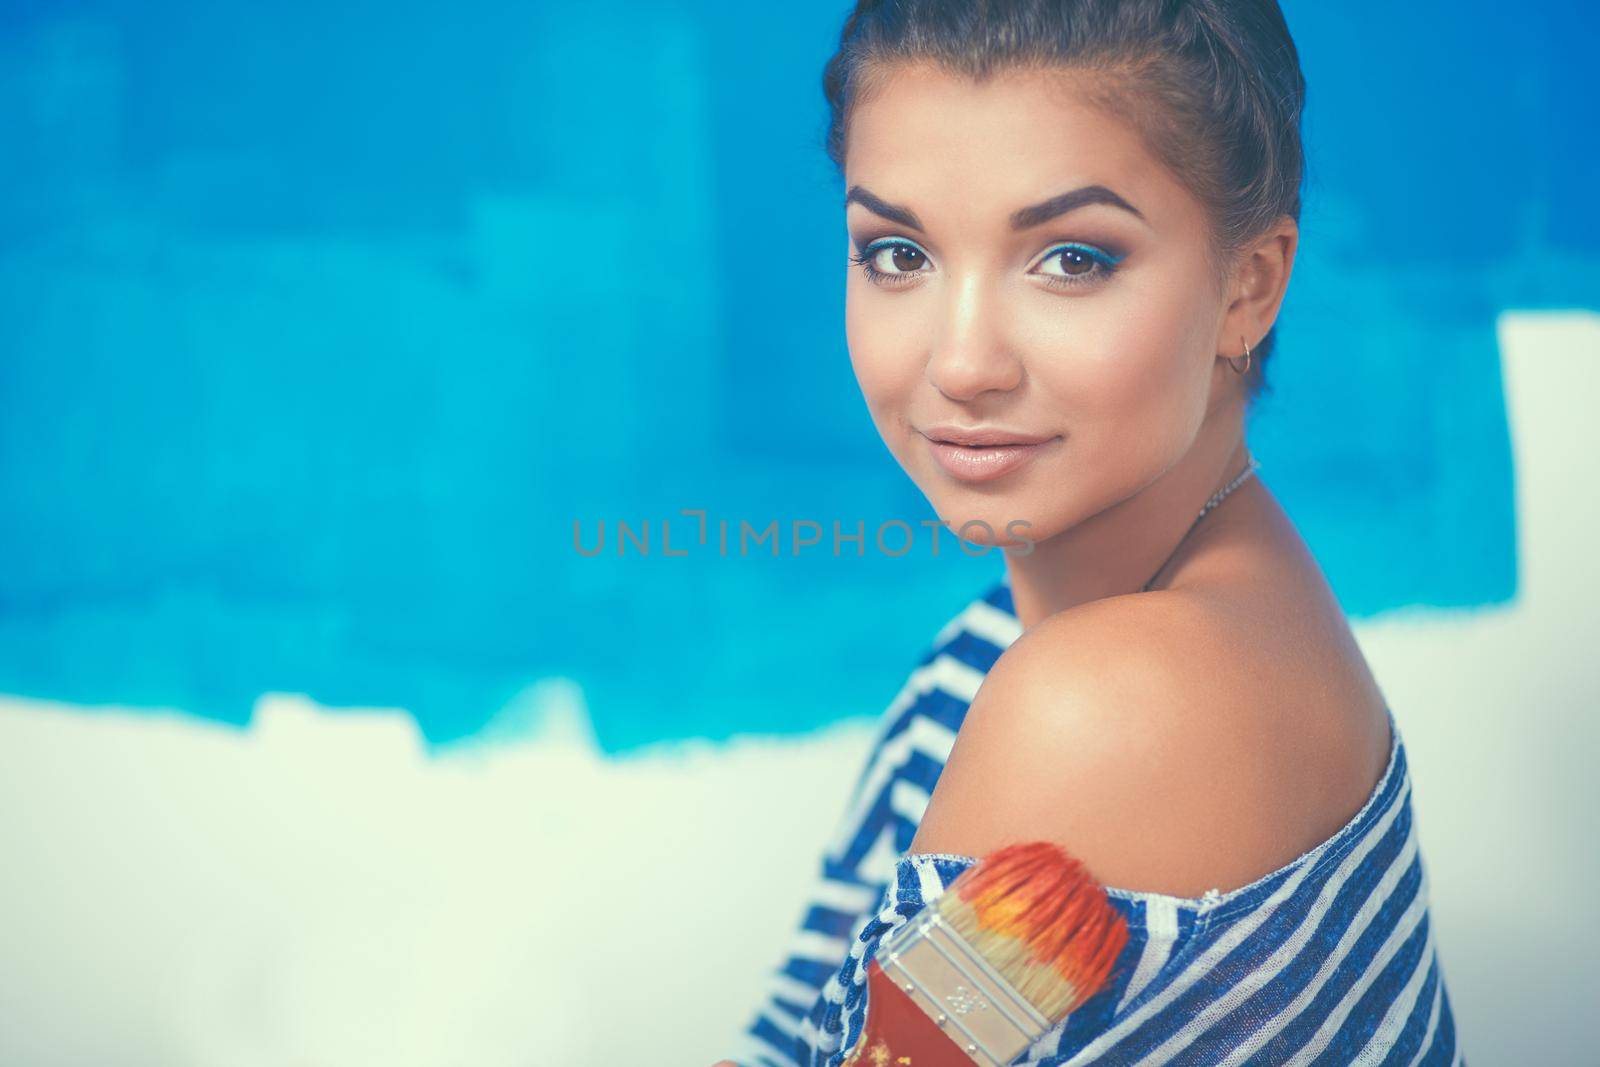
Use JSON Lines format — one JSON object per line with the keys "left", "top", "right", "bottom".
{"left": 1140, "top": 455, "right": 1261, "bottom": 593}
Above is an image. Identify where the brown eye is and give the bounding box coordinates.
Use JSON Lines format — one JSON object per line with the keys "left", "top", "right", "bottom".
{"left": 890, "top": 245, "right": 925, "bottom": 271}
{"left": 1059, "top": 248, "right": 1095, "bottom": 275}
{"left": 1032, "top": 242, "right": 1124, "bottom": 291}
{"left": 851, "top": 238, "right": 934, "bottom": 286}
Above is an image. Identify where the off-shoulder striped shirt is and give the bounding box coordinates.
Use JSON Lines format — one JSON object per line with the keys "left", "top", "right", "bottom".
{"left": 731, "top": 575, "right": 1462, "bottom": 1066}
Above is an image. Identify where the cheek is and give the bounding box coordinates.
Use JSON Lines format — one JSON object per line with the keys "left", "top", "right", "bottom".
{"left": 846, "top": 289, "right": 921, "bottom": 419}
{"left": 1017, "top": 273, "right": 1214, "bottom": 433}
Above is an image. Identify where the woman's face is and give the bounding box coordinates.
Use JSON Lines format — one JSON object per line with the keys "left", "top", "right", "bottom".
{"left": 843, "top": 62, "right": 1238, "bottom": 549}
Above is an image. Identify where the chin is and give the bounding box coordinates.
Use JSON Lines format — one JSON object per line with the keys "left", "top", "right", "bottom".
{"left": 922, "top": 491, "right": 1045, "bottom": 553}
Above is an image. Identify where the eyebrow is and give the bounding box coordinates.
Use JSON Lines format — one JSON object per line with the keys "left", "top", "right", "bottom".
{"left": 845, "top": 183, "right": 1146, "bottom": 232}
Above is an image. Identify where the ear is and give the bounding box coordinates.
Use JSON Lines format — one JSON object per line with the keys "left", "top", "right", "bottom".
{"left": 1218, "top": 215, "right": 1299, "bottom": 358}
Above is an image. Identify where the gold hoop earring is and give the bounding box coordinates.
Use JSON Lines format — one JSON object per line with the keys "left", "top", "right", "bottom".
{"left": 1225, "top": 337, "right": 1253, "bottom": 376}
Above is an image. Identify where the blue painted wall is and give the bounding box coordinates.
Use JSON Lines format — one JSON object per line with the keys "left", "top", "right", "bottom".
{"left": 1, "top": 1, "right": 1594, "bottom": 751}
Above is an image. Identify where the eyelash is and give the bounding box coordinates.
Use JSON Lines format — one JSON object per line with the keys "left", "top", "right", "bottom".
{"left": 848, "top": 239, "right": 1125, "bottom": 292}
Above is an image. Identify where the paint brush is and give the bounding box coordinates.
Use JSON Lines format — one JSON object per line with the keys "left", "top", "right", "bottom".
{"left": 841, "top": 841, "right": 1129, "bottom": 1066}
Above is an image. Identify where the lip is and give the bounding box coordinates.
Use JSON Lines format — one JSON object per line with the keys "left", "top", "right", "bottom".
{"left": 918, "top": 426, "right": 1062, "bottom": 483}
{"left": 920, "top": 424, "right": 1059, "bottom": 448}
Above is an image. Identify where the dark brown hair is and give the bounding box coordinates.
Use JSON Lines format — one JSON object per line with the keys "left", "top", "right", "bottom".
{"left": 822, "top": 0, "right": 1307, "bottom": 402}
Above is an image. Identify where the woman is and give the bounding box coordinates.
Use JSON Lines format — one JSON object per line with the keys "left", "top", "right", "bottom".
{"left": 726, "top": 1, "right": 1462, "bottom": 1064}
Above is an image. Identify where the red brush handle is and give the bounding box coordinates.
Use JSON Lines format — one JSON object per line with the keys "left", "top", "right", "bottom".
{"left": 841, "top": 958, "right": 976, "bottom": 1066}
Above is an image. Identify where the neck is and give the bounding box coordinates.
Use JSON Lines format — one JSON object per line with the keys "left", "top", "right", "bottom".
{"left": 1003, "top": 404, "right": 1251, "bottom": 631}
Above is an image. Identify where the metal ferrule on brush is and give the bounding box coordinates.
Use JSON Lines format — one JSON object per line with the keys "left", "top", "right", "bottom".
{"left": 877, "top": 904, "right": 1053, "bottom": 1066}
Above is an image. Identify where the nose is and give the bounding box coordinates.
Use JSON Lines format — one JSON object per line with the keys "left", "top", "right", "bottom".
{"left": 923, "top": 271, "right": 1024, "bottom": 401}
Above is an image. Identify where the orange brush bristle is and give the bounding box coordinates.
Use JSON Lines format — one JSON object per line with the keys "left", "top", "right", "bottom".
{"left": 934, "top": 842, "right": 1129, "bottom": 1021}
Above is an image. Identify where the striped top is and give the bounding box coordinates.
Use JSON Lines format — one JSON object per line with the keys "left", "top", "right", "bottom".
{"left": 732, "top": 575, "right": 1462, "bottom": 1067}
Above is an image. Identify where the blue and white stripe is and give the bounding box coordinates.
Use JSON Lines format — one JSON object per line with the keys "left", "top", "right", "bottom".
{"left": 731, "top": 576, "right": 1461, "bottom": 1067}
{"left": 730, "top": 578, "right": 1020, "bottom": 1067}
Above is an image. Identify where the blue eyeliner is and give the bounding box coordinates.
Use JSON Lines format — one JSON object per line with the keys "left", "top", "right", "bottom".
{"left": 1045, "top": 241, "right": 1126, "bottom": 266}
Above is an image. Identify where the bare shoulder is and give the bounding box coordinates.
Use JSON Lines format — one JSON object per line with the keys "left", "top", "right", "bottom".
{"left": 909, "top": 589, "right": 1392, "bottom": 899}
